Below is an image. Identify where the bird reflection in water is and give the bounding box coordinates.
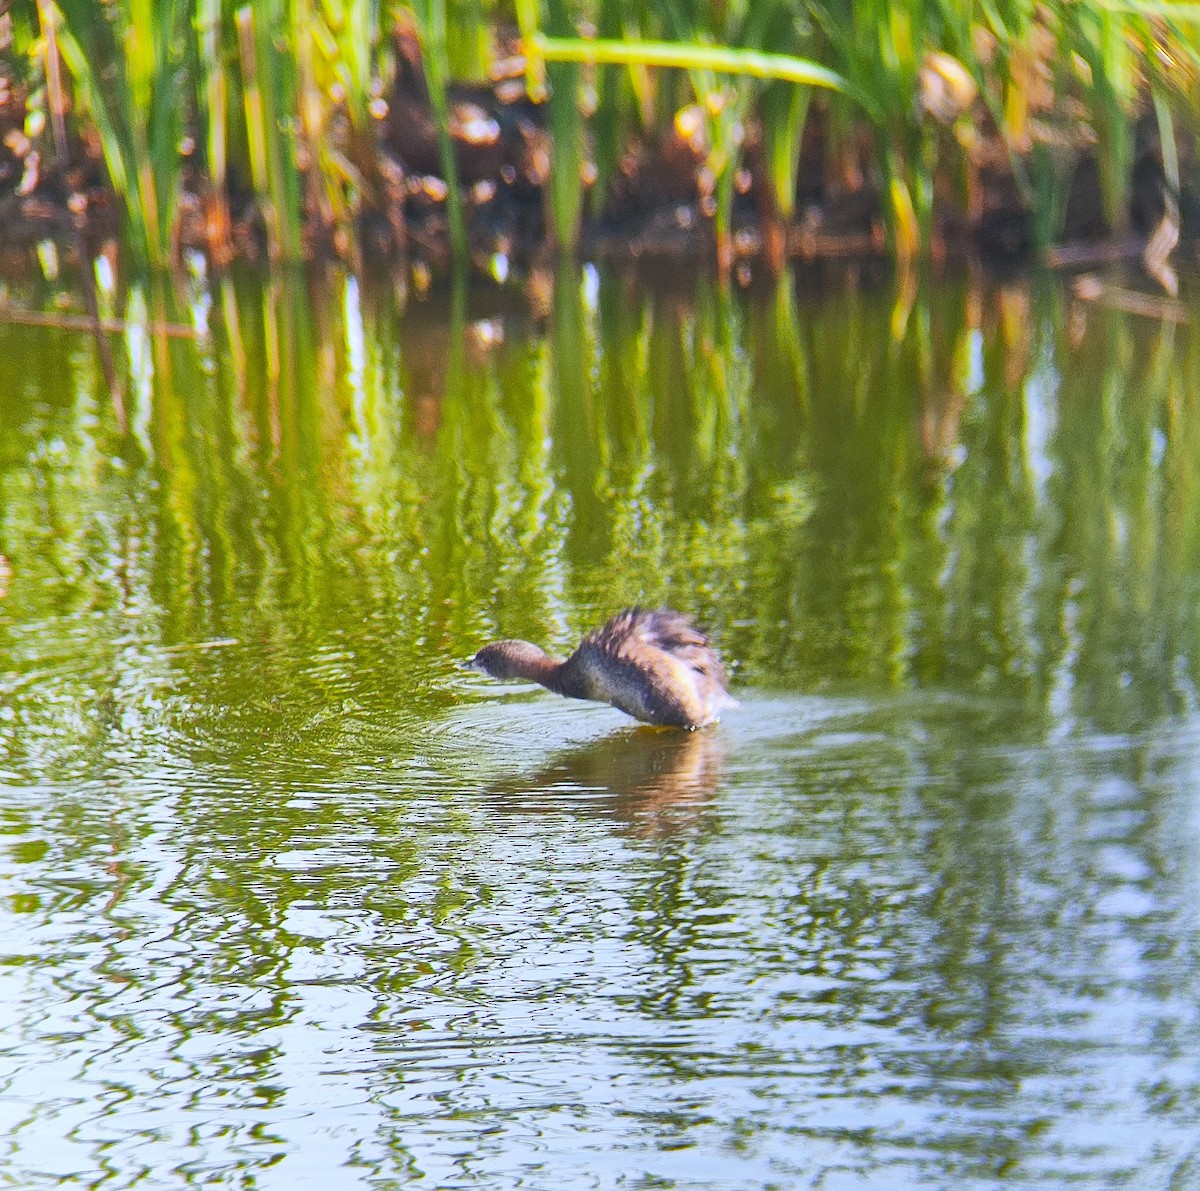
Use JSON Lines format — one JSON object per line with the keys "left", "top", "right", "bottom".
{"left": 486, "top": 726, "right": 726, "bottom": 836}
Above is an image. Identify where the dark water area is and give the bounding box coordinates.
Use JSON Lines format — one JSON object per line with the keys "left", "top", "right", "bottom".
{"left": 1, "top": 262, "right": 1200, "bottom": 1188}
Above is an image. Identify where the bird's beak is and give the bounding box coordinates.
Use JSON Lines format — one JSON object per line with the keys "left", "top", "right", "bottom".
{"left": 462, "top": 655, "right": 481, "bottom": 671}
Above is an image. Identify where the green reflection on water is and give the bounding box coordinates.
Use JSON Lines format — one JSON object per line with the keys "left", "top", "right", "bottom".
{"left": 2, "top": 266, "right": 1199, "bottom": 775}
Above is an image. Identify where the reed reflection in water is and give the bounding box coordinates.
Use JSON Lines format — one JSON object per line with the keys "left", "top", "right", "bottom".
{"left": 0, "top": 263, "right": 1199, "bottom": 1187}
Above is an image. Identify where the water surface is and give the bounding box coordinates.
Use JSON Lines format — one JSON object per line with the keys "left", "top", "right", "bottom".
{"left": 1, "top": 265, "right": 1199, "bottom": 1188}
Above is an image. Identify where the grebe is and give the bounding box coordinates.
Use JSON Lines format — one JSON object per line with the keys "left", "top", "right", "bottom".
{"left": 467, "top": 608, "right": 736, "bottom": 730}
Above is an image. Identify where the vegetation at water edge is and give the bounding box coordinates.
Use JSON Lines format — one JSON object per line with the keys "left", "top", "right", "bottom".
{"left": 0, "top": 0, "right": 1197, "bottom": 278}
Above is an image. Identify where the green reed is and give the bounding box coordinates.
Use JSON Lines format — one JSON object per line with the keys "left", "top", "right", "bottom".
{"left": 412, "top": 0, "right": 467, "bottom": 261}
{"left": 236, "top": 4, "right": 303, "bottom": 261}
{"left": 195, "top": 0, "right": 232, "bottom": 259}
{"left": 50, "top": 0, "right": 189, "bottom": 267}
{"left": 526, "top": 28, "right": 847, "bottom": 261}
{"left": 1070, "top": 3, "right": 1138, "bottom": 236}
{"left": 26, "top": 0, "right": 392, "bottom": 265}
{"left": 18, "top": 0, "right": 1200, "bottom": 269}
{"left": 809, "top": 0, "right": 943, "bottom": 261}
{"left": 588, "top": 0, "right": 634, "bottom": 217}
{"left": 521, "top": 0, "right": 587, "bottom": 251}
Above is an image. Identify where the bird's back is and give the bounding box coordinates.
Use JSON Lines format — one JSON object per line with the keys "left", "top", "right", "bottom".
{"left": 561, "top": 608, "right": 734, "bottom": 728}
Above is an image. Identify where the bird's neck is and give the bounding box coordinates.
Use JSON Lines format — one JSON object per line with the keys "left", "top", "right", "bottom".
{"left": 510, "top": 647, "right": 570, "bottom": 693}
{"left": 549, "top": 655, "right": 594, "bottom": 700}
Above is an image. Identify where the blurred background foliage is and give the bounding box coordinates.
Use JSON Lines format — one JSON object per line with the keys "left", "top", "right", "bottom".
{"left": 0, "top": 0, "right": 1197, "bottom": 271}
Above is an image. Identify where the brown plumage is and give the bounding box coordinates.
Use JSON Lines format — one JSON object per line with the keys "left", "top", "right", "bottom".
{"left": 467, "top": 608, "right": 736, "bottom": 730}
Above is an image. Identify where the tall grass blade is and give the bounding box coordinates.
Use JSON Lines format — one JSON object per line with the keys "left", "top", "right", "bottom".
{"left": 545, "top": 56, "right": 585, "bottom": 250}
{"left": 195, "top": 0, "right": 233, "bottom": 262}
{"left": 236, "top": 3, "right": 304, "bottom": 261}
{"left": 589, "top": 0, "right": 633, "bottom": 215}
{"left": 411, "top": 0, "right": 467, "bottom": 262}
{"left": 1072, "top": 4, "right": 1135, "bottom": 235}
{"left": 539, "top": 0, "right": 586, "bottom": 252}
{"left": 53, "top": 0, "right": 187, "bottom": 267}
{"left": 445, "top": 0, "right": 490, "bottom": 79}
{"left": 761, "top": 81, "right": 812, "bottom": 224}
{"left": 759, "top": 79, "right": 812, "bottom": 268}
{"left": 35, "top": 0, "right": 125, "bottom": 429}
{"left": 531, "top": 36, "right": 849, "bottom": 94}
